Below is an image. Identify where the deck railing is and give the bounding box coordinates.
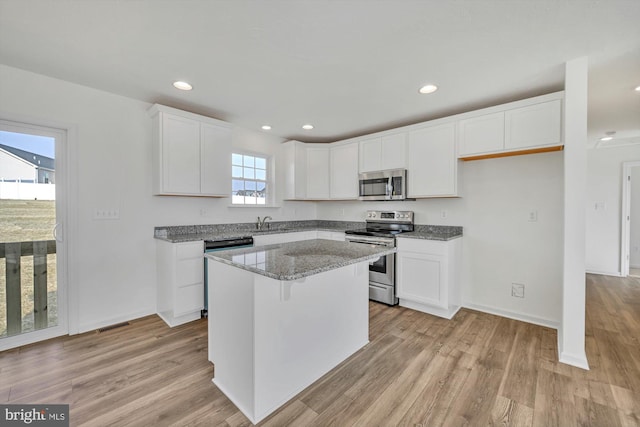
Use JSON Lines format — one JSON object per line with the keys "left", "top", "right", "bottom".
{"left": 1, "top": 240, "right": 56, "bottom": 335}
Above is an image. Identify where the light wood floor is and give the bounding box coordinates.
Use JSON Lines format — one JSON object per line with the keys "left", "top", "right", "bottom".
{"left": 1, "top": 273, "right": 639, "bottom": 426}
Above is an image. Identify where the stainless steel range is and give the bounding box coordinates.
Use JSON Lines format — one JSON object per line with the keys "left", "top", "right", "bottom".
{"left": 345, "top": 210, "right": 414, "bottom": 305}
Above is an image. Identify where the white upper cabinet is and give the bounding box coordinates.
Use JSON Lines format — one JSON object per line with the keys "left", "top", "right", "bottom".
{"left": 201, "top": 122, "right": 232, "bottom": 195}
{"left": 457, "top": 94, "right": 564, "bottom": 160}
{"left": 359, "top": 137, "right": 381, "bottom": 172}
{"left": 284, "top": 140, "right": 358, "bottom": 200}
{"left": 282, "top": 140, "right": 308, "bottom": 200}
{"left": 359, "top": 133, "right": 406, "bottom": 172}
{"left": 407, "top": 122, "right": 458, "bottom": 197}
{"left": 457, "top": 112, "right": 505, "bottom": 157}
{"left": 504, "top": 99, "right": 562, "bottom": 150}
{"left": 150, "top": 104, "right": 232, "bottom": 197}
{"left": 305, "top": 145, "right": 330, "bottom": 199}
{"left": 160, "top": 114, "right": 201, "bottom": 194}
{"left": 330, "top": 143, "right": 359, "bottom": 199}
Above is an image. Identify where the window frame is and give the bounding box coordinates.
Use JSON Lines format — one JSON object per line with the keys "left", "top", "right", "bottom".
{"left": 231, "top": 151, "right": 271, "bottom": 206}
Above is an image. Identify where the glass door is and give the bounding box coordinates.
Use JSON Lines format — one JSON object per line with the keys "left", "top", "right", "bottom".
{"left": 0, "top": 121, "right": 67, "bottom": 350}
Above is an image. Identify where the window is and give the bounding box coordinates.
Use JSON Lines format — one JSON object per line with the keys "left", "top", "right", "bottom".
{"left": 232, "top": 153, "right": 268, "bottom": 205}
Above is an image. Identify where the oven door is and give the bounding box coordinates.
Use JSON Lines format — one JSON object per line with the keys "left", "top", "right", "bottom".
{"left": 369, "top": 251, "right": 394, "bottom": 286}
{"left": 345, "top": 236, "right": 395, "bottom": 287}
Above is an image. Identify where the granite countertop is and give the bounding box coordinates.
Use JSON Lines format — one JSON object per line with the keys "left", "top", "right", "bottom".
{"left": 154, "top": 220, "right": 362, "bottom": 243}
{"left": 205, "top": 238, "right": 396, "bottom": 281}
{"left": 155, "top": 221, "right": 462, "bottom": 243}
{"left": 396, "top": 230, "right": 463, "bottom": 241}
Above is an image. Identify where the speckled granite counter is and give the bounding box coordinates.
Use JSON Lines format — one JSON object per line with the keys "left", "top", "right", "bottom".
{"left": 154, "top": 220, "right": 362, "bottom": 243}
{"left": 397, "top": 225, "right": 463, "bottom": 241}
{"left": 205, "top": 238, "right": 395, "bottom": 281}
{"left": 155, "top": 221, "right": 462, "bottom": 243}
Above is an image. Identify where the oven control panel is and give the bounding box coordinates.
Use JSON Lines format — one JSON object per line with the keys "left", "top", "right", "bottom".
{"left": 366, "top": 210, "right": 414, "bottom": 223}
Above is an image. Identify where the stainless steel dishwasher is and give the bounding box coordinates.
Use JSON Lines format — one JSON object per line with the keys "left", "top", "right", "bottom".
{"left": 203, "top": 236, "right": 254, "bottom": 317}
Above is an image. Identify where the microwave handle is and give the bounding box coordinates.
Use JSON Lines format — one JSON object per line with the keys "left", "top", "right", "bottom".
{"left": 387, "top": 176, "right": 393, "bottom": 197}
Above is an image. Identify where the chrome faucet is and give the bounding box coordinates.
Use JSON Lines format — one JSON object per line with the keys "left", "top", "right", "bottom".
{"left": 256, "top": 216, "right": 272, "bottom": 230}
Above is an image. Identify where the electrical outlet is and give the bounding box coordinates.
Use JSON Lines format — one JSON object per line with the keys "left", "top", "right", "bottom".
{"left": 511, "top": 283, "right": 525, "bottom": 298}
{"left": 528, "top": 210, "right": 538, "bottom": 222}
{"left": 441, "top": 210, "right": 448, "bottom": 219}
{"left": 94, "top": 209, "right": 120, "bottom": 220}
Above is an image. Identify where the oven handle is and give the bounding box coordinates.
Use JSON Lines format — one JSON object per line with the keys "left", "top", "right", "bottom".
{"left": 346, "top": 239, "right": 392, "bottom": 247}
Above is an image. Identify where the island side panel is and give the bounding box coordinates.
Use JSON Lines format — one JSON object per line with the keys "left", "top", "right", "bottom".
{"left": 208, "top": 259, "right": 256, "bottom": 421}
{"left": 253, "top": 262, "right": 370, "bottom": 422}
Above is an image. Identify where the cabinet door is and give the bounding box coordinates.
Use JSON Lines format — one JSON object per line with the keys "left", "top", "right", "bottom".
{"left": 380, "top": 133, "right": 407, "bottom": 170}
{"left": 162, "top": 114, "right": 201, "bottom": 194}
{"left": 457, "top": 112, "right": 505, "bottom": 157}
{"left": 505, "top": 99, "right": 562, "bottom": 150}
{"left": 317, "top": 231, "right": 345, "bottom": 241}
{"left": 306, "top": 146, "right": 330, "bottom": 199}
{"left": 407, "top": 123, "right": 457, "bottom": 197}
{"left": 174, "top": 241, "right": 204, "bottom": 317}
{"left": 330, "top": 143, "right": 359, "bottom": 199}
{"left": 359, "top": 137, "right": 381, "bottom": 172}
{"left": 254, "top": 231, "right": 314, "bottom": 246}
{"left": 396, "top": 250, "right": 447, "bottom": 309}
{"left": 201, "top": 123, "right": 232, "bottom": 196}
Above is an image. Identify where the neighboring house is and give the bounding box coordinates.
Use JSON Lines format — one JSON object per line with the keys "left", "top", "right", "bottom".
{"left": 0, "top": 143, "right": 55, "bottom": 184}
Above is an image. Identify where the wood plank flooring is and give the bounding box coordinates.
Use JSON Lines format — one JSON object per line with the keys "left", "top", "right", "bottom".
{"left": 1, "top": 273, "right": 639, "bottom": 426}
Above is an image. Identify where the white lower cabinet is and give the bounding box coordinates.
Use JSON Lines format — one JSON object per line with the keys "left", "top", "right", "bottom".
{"left": 252, "top": 231, "right": 317, "bottom": 246}
{"left": 316, "top": 231, "right": 345, "bottom": 241}
{"left": 396, "top": 237, "right": 462, "bottom": 319}
{"left": 156, "top": 240, "right": 204, "bottom": 327}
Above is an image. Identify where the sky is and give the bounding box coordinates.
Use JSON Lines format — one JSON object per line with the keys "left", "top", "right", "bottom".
{"left": 0, "top": 131, "right": 55, "bottom": 158}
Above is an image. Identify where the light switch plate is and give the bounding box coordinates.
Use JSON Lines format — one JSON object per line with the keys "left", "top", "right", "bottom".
{"left": 94, "top": 209, "right": 120, "bottom": 220}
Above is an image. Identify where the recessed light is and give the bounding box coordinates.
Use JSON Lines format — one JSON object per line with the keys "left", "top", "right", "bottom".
{"left": 173, "top": 81, "right": 193, "bottom": 91}
{"left": 302, "top": 124, "right": 314, "bottom": 130}
{"left": 635, "top": 85, "right": 640, "bottom": 92}
{"left": 600, "top": 131, "right": 616, "bottom": 141}
{"left": 419, "top": 84, "right": 438, "bottom": 94}
{"left": 261, "top": 125, "right": 272, "bottom": 131}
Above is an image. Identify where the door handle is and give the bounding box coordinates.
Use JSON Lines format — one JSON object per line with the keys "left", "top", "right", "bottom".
{"left": 53, "top": 222, "right": 63, "bottom": 243}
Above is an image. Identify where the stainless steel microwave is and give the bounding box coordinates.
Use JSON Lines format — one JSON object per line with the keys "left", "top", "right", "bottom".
{"left": 358, "top": 169, "right": 407, "bottom": 201}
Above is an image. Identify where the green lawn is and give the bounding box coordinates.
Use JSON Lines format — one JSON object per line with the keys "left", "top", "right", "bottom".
{"left": 0, "top": 199, "right": 57, "bottom": 337}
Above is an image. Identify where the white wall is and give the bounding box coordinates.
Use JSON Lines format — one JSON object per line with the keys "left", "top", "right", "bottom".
{"left": 0, "top": 64, "right": 315, "bottom": 333}
{"left": 586, "top": 145, "right": 640, "bottom": 275}
{"left": 630, "top": 167, "right": 640, "bottom": 268}
{"left": 318, "top": 152, "right": 565, "bottom": 327}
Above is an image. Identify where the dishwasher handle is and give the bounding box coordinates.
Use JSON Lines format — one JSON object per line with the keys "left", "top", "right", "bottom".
{"left": 204, "top": 237, "right": 254, "bottom": 250}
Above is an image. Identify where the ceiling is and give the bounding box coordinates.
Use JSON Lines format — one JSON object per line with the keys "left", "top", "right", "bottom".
{"left": 1, "top": 0, "right": 639, "bottom": 146}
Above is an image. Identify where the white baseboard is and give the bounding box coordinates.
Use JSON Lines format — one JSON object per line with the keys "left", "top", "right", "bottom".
{"left": 586, "top": 269, "right": 622, "bottom": 277}
{"left": 630, "top": 264, "right": 640, "bottom": 269}
{"left": 462, "top": 301, "right": 559, "bottom": 330}
{"left": 559, "top": 350, "right": 590, "bottom": 370}
{"left": 77, "top": 308, "right": 156, "bottom": 334}
{"left": 399, "top": 299, "right": 460, "bottom": 320}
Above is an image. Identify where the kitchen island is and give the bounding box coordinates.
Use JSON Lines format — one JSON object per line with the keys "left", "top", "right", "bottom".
{"left": 205, "top": 239, "right": 395, "bottom": 424}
